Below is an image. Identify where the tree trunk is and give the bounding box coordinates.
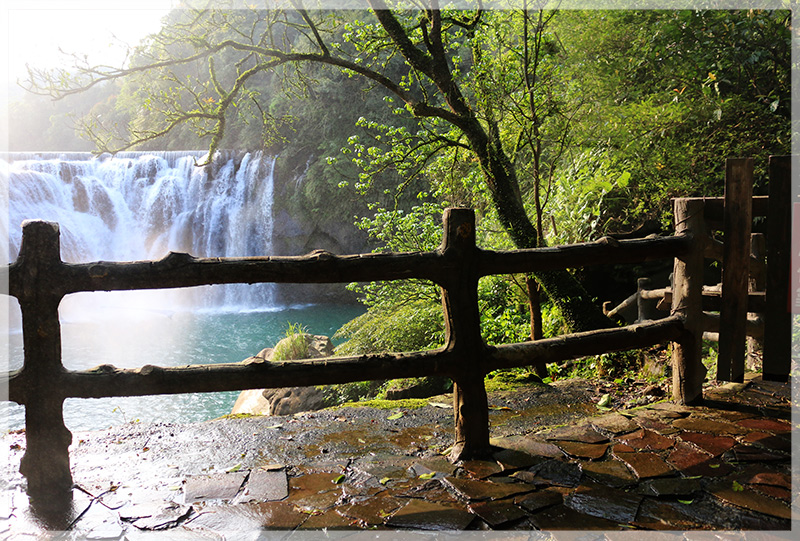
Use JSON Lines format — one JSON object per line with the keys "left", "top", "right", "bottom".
{"left": 470, "top": 127, "right": 614, "bottom": 332}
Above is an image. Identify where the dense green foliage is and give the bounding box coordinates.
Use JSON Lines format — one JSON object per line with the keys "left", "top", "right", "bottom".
{"left": 16, "top": 6, "right": 792, "bottom": 373}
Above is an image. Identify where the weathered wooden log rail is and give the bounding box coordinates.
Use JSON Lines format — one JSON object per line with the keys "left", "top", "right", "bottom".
{"left": 1, "top": 153, "right": 789, "bottom": 503}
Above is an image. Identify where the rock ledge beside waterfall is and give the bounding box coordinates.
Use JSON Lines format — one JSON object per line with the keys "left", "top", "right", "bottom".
{"left": 231, "top": 334, "right": 335, "bottom": 416}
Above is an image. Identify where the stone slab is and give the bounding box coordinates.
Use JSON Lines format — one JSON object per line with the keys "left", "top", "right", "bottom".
{"left": 588, "top": 413, "right": 639, "bottom": 435}
{"left": 671, "top": 416, "right": 747, "bottom": 435}
{"left": 678, "top": 431, "right": 737, "bottom": 457}
{"left": 580, "top": 459, "right": 637, "bottom": 488}
{"left": 385, "top": 499, "right": 475, "bottom": 530}
{"left": 708, "top": 480, "right": 792, "bottom": 519}
{"left": 565, "top": 481, "right": 643, "bottom": 523}
{"left": 617, "top": 428, "right": 675, "bottom": 451}
{"left": 468, "top": 500, "right": 528, "bottom": 527}
{"left": 529, "top": 503, "right": 624, "bottom": 530}
{"left": 615, "top": 451, "right": 674, "bottom": 479}
{"left": 666, "top": 444, "right": 732, "bottom": 477}
{"left": 233, "top": 469, "right": 288, "bottom": 503}
{"left": 552, "top": 441, "right": 609, "bottom": 460}
{"left": 183, "top": 472, "right": 247, "bottom": 503}
{"left": 443, "top": 477, "right": 535, "bottom": 502}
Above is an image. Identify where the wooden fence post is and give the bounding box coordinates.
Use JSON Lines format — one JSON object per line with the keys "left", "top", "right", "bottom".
{"left": 747, "top": 233, "right": 766, "bottom": 371}
{"left": 671, "top": 199, "right": 707, "bottom": 404}
{"left": 439, "top": 208, "right": 491, "bottom": 460}
{"left": 636, "top": 277, "right": 659, "bottom": 322}
{"left": 717, "top": 158, "right": 754, "bottom": 382}
{"left": 15, "top": 221, "right": 73, "bottom": 504}
{"left": 763, "top": 155, "right": 791, "bottom": 381}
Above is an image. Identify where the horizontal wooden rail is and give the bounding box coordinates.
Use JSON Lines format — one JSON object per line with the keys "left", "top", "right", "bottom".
{"left": 640, "top": 287, "right": 767, "bottom": 313}
{"left": 673, "top": 196, "right": 769, "bottom": 222}
{"left": 478, "top": 234, "right": 691, "bottom": 276}
{"left": 8, "top": 350, "right": 454, "bottom": 405}
{"left": 5, "top": 235, "right": 692, "bottom": 300}
{"left": 487, "top": 316, "right": 684, "bottom": 371}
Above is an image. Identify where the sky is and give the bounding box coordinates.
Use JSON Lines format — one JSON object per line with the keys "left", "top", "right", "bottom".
{"left": 3, "top": 1, "right": 174, "bottom": 96}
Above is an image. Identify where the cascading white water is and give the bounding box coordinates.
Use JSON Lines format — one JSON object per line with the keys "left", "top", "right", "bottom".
{"left": 2, "top": 150, "right": 277, "bottom": 313}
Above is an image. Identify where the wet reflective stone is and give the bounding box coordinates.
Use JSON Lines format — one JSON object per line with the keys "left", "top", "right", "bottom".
{"left": 736, "top": 418, "right": 791, "bottom": 433}
{"left": 492, "top": 448, "right": 543, "bottom": 471}
{"left": 565, "top": 481, "right": 643, "bottom": 523}
{"left": 666, "top": 443, "right": 732, "bottom": 477}
{"left": 634, "top": 499, "right": 704, "bottom": 530}
{"left": 708, "top": 480, "right": 792, "bottom": 519}
{"left": 637, "top": 477, "right": 702, "bottom": 497}
{"left": 588, "top": 412, "right": 639, "bottom": 435}
{"left": 524, "top": 459, "right": 583, "bottom": 488}
{"left": 632, "top": 415, "right": 680, "bottom": 436}
{"left": 729, "top": 444, "right": 788, "bottom": 463}
{"left": 736, "top": 468, "right": 791, "bottom": 490}
{"left": 678, "top": 432, "right": 737, "bottom": 457}
{"left": 394, "top": 478, "right": 459, "bottom": 503}
{"left": 490, "top": 435, "right": 564, "bottom": 458}
{"left": 615, "top": 451, "right": 674, "bottom": 479}
{"left": 750, "top": 484, "right": 792, "bottom": 502}
{"left": 617, "top": 429, "right": 675, "bottom": 451}
{"left": 71, "top": 501, "right": 125, "bottom": 540}
{"left": 409, "top": 456, "right": 457, "bottom": 478}
{"left": 298, "top": 508, "right": 358, "bottom": 529}
{"left": 671, "top": 416, "right": 747, "bottom": 435}
{"left": 286, "top": 473, "right": 343, "bottom": 512}
{"left": 468, "top": 500, "right": 528, "bottom": 527}
{"left": 131, "top": 502, "right": 192, "bottom": 530}
{"left": 514, "top": 487, "right": 564, "bottom": 512}
{"left": 647, "top": 403, "right": 691, "bottom": 417}
{"left": 580, "top": 459, "right": 636, "bottom": 488}
{"left": 187, "top": 502, "right": 300, "bottom": 532}
{"left": 552, "top": 441, "right": 609, "bottom": 460}
{"left": 529, "top": 503, "right": 624, "bottom": 530}
{"left": 385, "top": 499, "right": 475, "bottom": 530}
{"left": 611, "top": 443, "right": 636, "bottom": 454}
{"left": 443, "top": 477, "right": 535, "bottom": 501}
{"left": 461, "top": 459, "right": 503, "bottom": 479}
{"left": 711, "top": 409, "right": 755, "bottom": 422}
{"left": 233, "top": 469, "right": 288, "bottom": 503}
{"left": 350, "top": 456, "right": 413, "bottom": 485}
{"left": 544, "top": 425, "right": 608, "bottom": 444}
{"left": 337, "top": 493, "right": 403, "bottom": 526}
{"left": 742, "top": 431, "right": 792, "bottom": 452}
{"left": 184, "top": 472, "right": 247, "bottom": 503}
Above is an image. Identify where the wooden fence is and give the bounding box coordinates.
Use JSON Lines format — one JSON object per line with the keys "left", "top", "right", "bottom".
{"left": 602, "top": 156, "right": 792, "bottom": 384}
{"left": 1, "top": 156, "right": 790, "bottom": 501}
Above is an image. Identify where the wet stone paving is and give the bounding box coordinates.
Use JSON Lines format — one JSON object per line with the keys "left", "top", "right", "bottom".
{"left": 0, "top": 374, "right": 796, "bottom": 537}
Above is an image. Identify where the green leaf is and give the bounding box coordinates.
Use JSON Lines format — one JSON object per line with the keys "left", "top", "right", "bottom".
{"left": 678, "top": 499, "right": 694, "bottom": 505}
{"left": 387, "top": 411, "right": 404, "bottom": 420}
{"left": 333, "top": 474, "right": 346, "bottom": 484}
{"left": 379, "top": 477, "right": 391, "bottom": 485}
{"left": 732, "top": 480, "right": 744, "bottom": 492}
{"left": 418, "top": 472, "right": 436, "bottom": 480}
{"left": 597, "top": 394, "right": 611, "bottom": 407}
{"left": 226, "top": 463, "right": 242, "bottom": 473}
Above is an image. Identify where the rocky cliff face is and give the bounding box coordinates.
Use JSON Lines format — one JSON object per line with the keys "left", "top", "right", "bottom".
{"left": 271, "top": 209, "right": 368, "bottom": 305}
{"left": 269, "top": 151, "right": 372, "bottom": 305}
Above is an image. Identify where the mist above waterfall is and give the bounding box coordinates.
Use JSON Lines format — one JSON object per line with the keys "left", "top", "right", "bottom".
{"left": 3, "top": 150, "right": 278, "bottom": 313}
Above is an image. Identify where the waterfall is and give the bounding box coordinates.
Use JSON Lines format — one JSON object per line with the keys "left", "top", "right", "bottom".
{"left": 1, "top": 150, "right": 278, "bottom": 314}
